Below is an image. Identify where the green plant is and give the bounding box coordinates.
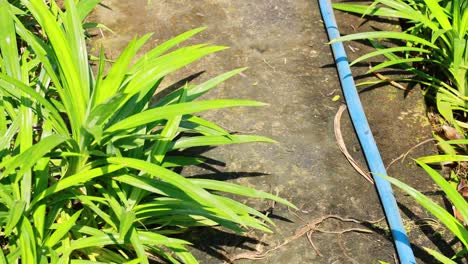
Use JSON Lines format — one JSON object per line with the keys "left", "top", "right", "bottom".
{"left": 379, "top": 160, "right": 468, "bottom": 263}
{"left": 332, "top": 0, "right": 468, "bottom": 261}
{"left": 333, "top": 0, "right": 468, "bottom": 130}
{"left": 0, "top": 0, "right": 295, "bottom": 262}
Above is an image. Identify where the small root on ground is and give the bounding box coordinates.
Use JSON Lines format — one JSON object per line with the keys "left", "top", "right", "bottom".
{"left": 224, "top": 215, "right": 384, "bottom": 263}
{"left": 386, "top": 138, "right": 436, "bottom": 170}
{"left": 369, "top": 64, "right": 407, "bottom": 91}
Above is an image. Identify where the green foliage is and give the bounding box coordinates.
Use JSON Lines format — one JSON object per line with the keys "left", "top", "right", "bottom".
{"left": 0, "top": 0, "right": 294, "bottom": 262}
{"left": 333, "top": 0, "right": 468, "bottom": 130}
{"left": 333, "top": 0, "right": 468, "bottom": 261}
{"left": 378, "top": 161, "right": 468, "bottom": 262}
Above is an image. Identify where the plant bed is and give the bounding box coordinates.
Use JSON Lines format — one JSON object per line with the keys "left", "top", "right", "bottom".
{"left": 90, "top": 0, "right": 450, "bottom": 263}
{"left": 0, "top": 0, "right": 450, "bottom": 263}
{"left": 333, "top": 0, "right": 468, "bottom": 261}
{"left": 0, "top": 0, "right": 297, "bottom": 262}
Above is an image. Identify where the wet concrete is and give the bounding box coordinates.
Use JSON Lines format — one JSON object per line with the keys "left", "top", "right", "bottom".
{"left": 91, "top": 1, "right": 450, "bottom": 263}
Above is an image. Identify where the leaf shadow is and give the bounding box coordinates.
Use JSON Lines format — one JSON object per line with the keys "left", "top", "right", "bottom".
{"left": 151, "top": 71, "right": 205, "bottom": 104}
{"left": 185, "top": 228, "right": 266, "bottom": 263}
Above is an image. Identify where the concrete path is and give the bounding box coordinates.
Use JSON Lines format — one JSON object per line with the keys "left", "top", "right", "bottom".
{"left": 91, "top": 1, "right": 443, "bottom": 263}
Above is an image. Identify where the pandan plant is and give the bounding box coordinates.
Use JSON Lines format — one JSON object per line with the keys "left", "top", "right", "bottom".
{"left": 333, "top": 0, "right": 467, "bottom": 131}
{"left": 333, "top": 0, "right": 468, "bottom": 261}
{"left": 0, "top": 0, "right": 295, "bottom": 262}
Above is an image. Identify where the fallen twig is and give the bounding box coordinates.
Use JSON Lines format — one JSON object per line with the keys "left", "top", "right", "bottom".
{"left": 225, "top": 215, "right": 381, "bottom": 263}
{"left": 386, "top": 138, "right": 436, "bottom": 170}
{"left": 263, "top": 58, "right": 276, "bottom": 72}
{"left": 369, "top": 65, "right": 407, "bottom": 91}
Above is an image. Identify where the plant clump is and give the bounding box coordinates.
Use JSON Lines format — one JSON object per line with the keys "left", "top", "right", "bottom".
{"left": 333, "top": 0, "right": 468, "bottom": 261}
{"left": 0, "top": 0, "right": 295, "bottom": 262}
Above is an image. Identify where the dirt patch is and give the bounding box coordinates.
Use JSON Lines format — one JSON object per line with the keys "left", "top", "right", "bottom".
{"left": 90, "top": 1, "right": 454, "bottom": 262}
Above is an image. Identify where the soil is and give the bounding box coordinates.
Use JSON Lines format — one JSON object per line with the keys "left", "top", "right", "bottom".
{"left": 90, "top": 1, "right": 459, "bottom": 263}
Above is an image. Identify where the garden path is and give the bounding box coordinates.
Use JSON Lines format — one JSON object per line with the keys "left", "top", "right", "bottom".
{"left": 91, "top": 1, "right": 442, "bottom": 263}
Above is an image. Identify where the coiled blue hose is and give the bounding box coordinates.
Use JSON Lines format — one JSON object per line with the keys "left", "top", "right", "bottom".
{"left": 318, "top": 0, "right": 416, "bottom": 263}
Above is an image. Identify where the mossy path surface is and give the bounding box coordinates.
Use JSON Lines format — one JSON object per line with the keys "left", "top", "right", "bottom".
{"left": 91, "top": 1, "right": 447, "bottom": 263}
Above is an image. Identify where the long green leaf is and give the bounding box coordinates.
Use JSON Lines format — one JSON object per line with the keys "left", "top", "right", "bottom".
{"left": 332, "top": 3, "right": 413, "bottom": 19}
{"left": 0, "top": 73, "right": 68, "bottom": 135}
{"left": 58, "top": 231, "right": 188, "bottom": 253}
{"left": 417, "top": 161, "right": 468, "bottom": 226}
{"left": 119, "top": 209, "right": 135, "bottom": 241}
{"left": 107, "top": 157, "right": 246, "bottom": 226}
{"left": 74, "top": 195, "right": 117, "bottom": 230}
{"left": 4, "top": 200, "right": 25, "bottom": 236}
{"left": 0, "top": 0, "right": 21, "bottom": 80}
{"left": 153, "top": 68, "right": 248, "bottom": 107}
{"left": 123, "top": 45, "right": 227, "bottom": 97}
{"left": 138, "top": 231, "right": 191, "bottom": 245}
{"left": 30, "top": 164, "right": 123, "bottom": 206}
{"left": 19, "top": 217, "right": 37, "bottom": 263}
{"left": 76, "top": 0, "right": 102, "bottom": 21}
{"left": 63, "top": 0, "right": 90, "bottom": 105}
{"left": 423, "top": 247, "right": 457, "bottom": 263}
{"left": 45, "top": 210, "right": 82, "bottom": 248}
{"left": 190, "top": 178, "right": 296, "bottom": 209}
{"left": 331, "top": 31, "right": 439, "bottom": 49}
{"left": 161, "top": 156, "right": 206, "bottom": 168}
{"left": 350, "top": 46, "right": 431, "bottom": 66}
{"left": 0, "top": 118, "right": 19, "bottom": 155}
{"left": 417, "top": 154, "right": 468, "bottom": 163}
{"left": 367, "top": 57, "right": 427, "bottom": 73}
{"left": 129, "top": 229, "right": 149, "bottom": 264}
{"left": 170, "top": 135, "right": 276, "bottom": 150}
{"left": 92, "top": 34, "right": 151, "bottom": 106}
{"left": 24, "top": 0, "right": 88, "bottom": 139}
{"left": 378, "top": 174, "right": 468, "bottom": 247}
{"left": 423, "top": 0, "right": 452, "bottom": 30}
{"left": 130, "top": 27, "right": 207, "bottom": 72}
{"left": 113, "top": 174, "right": 166, "bottom": 196}
{"left": 105, "top": 100, "right": 266, "bottom": 134}
{"left": 150, "top": 87, "right": 186, "bottom": 164}
{"left": 180, "top": 115, "right": 230, "bottom": 136}
{"left": 0, "top": 135, "right": 66, "bottom": 179}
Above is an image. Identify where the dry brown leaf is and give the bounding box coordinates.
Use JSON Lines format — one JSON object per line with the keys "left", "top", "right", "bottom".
{"left": 334, "top": 105, "right": 374, "bottom": 184}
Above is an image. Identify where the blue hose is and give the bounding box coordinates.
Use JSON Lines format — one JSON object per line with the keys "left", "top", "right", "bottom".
{"left": 318, "top": 0, "right": 416, "bottom": 263}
